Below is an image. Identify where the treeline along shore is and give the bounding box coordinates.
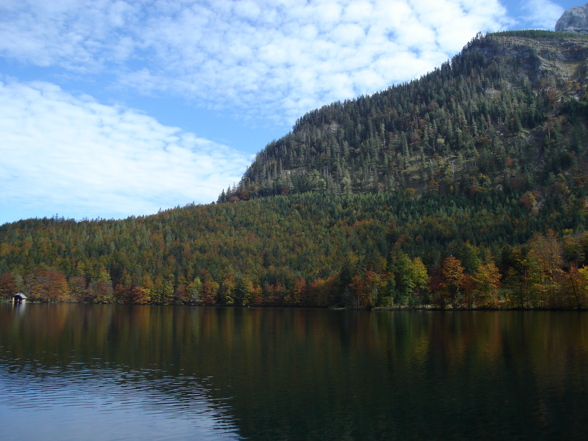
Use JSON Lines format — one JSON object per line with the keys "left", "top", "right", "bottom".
{"left": 1, "top": 192, "right": 588, "bottom": 310}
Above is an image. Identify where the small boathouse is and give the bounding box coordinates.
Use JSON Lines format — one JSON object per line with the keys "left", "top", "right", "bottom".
{"left": 13, "top": 293, "right": 27, "bottom": 304}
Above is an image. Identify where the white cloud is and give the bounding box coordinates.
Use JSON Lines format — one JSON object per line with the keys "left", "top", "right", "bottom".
{"left": 233, "top": 0, "right": 262, "bottom": 20}
{"left": 0, "top": 0, "right": 521, "bottom": 223}
{"left": 0, "top": 80, "right": 250, "bottom": 223}
{"left": 521, "top": 0, "right": 564, "bottom": 29}
{"left": 0, "top": 0, "right": 511, "bottom": 126}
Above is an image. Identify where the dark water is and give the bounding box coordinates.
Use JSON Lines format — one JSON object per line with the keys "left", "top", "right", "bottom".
{"left": 1, "top": 304, "right": 587, "bottom": 440}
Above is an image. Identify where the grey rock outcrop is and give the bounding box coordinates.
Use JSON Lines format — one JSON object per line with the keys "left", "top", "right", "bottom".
{"left": 556, "top": 4, "right": 588, "bottom": 34}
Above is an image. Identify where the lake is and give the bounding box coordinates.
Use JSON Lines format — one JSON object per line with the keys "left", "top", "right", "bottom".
{"left": 0, "top": 304, "right": 587, "bottom": 440}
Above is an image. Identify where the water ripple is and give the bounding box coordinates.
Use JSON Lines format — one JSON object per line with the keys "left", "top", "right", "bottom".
{"left": 0, "top": 361, "right": 242, "bottom": 441}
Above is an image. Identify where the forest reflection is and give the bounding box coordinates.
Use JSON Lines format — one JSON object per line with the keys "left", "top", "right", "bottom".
{"left": 1, "top": 304, "right": 587, "bottom": 440}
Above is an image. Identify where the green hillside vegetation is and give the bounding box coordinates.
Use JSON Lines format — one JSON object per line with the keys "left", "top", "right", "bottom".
{"left": 3, "top": 31, "right": 588, "bottom": 309}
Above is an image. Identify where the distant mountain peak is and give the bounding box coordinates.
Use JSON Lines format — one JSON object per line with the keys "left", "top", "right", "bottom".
{"left": 556, "top": 3, "right": 588, "bottom": 34}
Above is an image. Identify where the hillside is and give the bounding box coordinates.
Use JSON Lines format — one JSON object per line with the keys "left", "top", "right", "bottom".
{"left": 222, "top": 31, "right": 588, "bottom": 204}
{"left": 2, "top": 31, "right": 588, "bottom": 309}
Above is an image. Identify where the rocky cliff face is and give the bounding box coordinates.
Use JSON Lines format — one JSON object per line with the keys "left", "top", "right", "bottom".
{"left": 472, "top": 33, "right": 588, "bottom": 86}
{"left": 556, "top": 4, "right": 588, "bottom": 34}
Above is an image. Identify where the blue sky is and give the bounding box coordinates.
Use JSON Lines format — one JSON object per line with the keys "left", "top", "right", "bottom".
{"left": 0, "top": 0, "right": 579, "bottom": 224}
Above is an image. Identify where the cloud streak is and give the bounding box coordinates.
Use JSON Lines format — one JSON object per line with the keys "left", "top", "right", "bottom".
{"left": 0, "top": 80, "right": 250, "bottom": 223}
{"left": 0, "top": 0, "right": 511, "bottom": 126}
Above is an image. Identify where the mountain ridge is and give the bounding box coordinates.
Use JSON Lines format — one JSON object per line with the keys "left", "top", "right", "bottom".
{"left": 221, "top": 31, "right": 588, "bottom": 207}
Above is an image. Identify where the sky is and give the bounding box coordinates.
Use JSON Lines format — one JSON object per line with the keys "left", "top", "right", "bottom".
{"left": 0, "top": 0, "right": 580, "bottom": 225}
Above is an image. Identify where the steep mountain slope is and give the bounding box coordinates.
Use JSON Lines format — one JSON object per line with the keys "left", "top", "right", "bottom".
{"left": 222, "top": 31, "right": 588, "bottom": 206}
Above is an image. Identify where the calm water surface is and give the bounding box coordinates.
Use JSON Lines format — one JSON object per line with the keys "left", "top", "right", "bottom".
{"left": 0, "top": 304, "right": 587, "bottom": 440}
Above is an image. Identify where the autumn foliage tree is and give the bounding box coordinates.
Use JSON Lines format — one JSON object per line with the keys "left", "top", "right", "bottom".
{"left": 472, "top": 263, "right": 502, "bottom": 308}
{"left": 25, "top": 267, "right": 70, "bottom": 302}
{"left": 350, "top": 270, "right": 382, "bottom": 309}
{"left": 0, "top": 272, "right": 19, "bottom": 299}
{"left": 527, "top": 231, "right": 564, "bottom": 307}
{"left": 437, "top": 256, "right": 466, "bottom": 309}
{"left": 558, "top": 264, "right": 588, "bottom": 310}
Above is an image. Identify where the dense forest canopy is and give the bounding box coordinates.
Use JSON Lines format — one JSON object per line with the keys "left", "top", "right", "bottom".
{"left": 3, "top": 31, "right": 588, "bottom": 309}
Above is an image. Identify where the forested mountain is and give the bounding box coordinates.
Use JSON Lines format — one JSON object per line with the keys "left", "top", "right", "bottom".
{"left": 3, "top": 31, "right": 588, "bottom": 309}
{"left": 222, "top": 31, "right": 588, "bottom": 203}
